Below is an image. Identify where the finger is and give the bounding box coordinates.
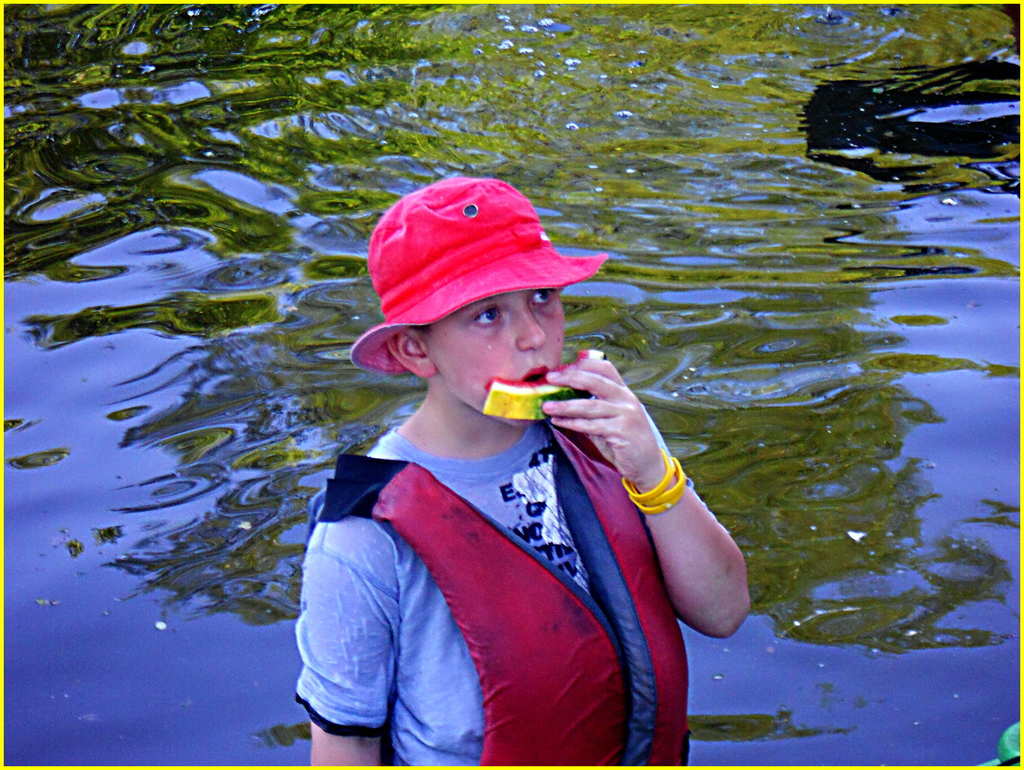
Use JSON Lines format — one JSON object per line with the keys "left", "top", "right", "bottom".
{"left": 546, "top": 368, "right": 627, "bottom": 401}
{"left": 564, "top": 356, "right": 627, "bottom": 387}
{"left": 546, "top": 415, "right": 633, "bottom": 446}
{"left": 542, "top": 396, "right": 621, "bottom": 419}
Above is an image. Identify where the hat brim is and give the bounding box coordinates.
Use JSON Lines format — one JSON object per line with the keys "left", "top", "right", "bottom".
{"left": 350, "top": 246, "right": 607, "bottom": 374}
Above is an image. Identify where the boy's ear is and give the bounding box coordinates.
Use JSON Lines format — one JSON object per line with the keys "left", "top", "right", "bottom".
{"left": 387, "top": 328, "right": 437, "bottom": 378}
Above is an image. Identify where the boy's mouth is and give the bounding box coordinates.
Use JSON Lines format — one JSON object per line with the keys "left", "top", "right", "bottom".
{"left": 522, "top": 367, "right": 550, "bottom": 383}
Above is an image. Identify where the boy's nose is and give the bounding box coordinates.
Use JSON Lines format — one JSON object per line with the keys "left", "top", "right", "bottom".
{"left": 514, "top": 311, "right": 547, "bottom": 350}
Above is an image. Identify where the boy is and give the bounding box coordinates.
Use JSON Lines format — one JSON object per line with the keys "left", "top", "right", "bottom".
{"left": 294, "top": 176, "right": 749, "bottom": 765}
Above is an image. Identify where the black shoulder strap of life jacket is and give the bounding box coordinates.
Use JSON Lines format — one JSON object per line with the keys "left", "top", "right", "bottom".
{"left": 549, "top": 435, "right": 660, "bottom": 765}
{"left": 308, "top": 454, "right": 408, "bottom": 539}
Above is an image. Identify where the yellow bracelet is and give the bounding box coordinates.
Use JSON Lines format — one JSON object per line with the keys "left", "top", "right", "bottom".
{"left": 621, "top": 451, "right": 687, "bottom": 515}
{"left": 621, "top": 451, "right": 675, "bottom": 502}
{"left": 647, "top": 456, "right": 686, "bottom": 508}
{"left": 624, "top": 451, "right": 674, "bottom": 503}
{"left": 633, "top": 497, "right": 675, "bottom": 515}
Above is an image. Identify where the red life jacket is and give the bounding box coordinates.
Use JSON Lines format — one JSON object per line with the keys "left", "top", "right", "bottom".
{"left": 322, "top": 428, "right": 689, "bottom": 765}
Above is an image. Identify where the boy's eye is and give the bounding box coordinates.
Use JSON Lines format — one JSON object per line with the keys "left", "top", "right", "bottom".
{"left": 532, "top": 288, "right": 556, "bottom": 304}
{"left": 475, "top": 307, "right": 499, "bottom": 324}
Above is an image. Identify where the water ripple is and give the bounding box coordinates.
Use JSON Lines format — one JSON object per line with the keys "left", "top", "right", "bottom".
{"left": 5, "top": 1, "right": 1017, "bottom": 660}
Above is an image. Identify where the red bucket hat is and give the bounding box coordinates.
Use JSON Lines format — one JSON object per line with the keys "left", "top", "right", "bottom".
{"left": 350, "top": 176, "right": 607, "bottom": 374}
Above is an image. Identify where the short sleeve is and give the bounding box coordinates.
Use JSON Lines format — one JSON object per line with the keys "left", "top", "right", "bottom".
{"left": 295, "top": 517, "right": 401, "bottom": 732}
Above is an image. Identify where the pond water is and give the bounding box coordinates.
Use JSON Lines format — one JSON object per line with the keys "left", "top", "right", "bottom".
{"left": 4, "top": 4, "right": 1019, "bottom": 765}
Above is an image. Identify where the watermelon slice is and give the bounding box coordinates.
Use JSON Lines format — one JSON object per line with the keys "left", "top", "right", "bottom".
{"left": 482, "top": 350, "right": 603, "bottom": 420}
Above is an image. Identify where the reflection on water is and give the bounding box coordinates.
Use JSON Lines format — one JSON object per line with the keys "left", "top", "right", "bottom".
{"left": 690, "top": 708, "right": 852, "bottom": 743}
{"left": 4, "top": 3, "right": 1018, "bottom": 765}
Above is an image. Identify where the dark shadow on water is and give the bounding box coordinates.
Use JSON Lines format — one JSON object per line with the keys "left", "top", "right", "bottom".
{"left": 803, "top": 59, "right": 1019, "bottom": 193}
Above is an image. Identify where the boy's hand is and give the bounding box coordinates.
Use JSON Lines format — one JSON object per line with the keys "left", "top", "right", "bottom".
{"left": 546, "top": 354, "right": 751, "bottom": 639}
{"left": 542, "top": 356, "right": 665, "bottom": 492}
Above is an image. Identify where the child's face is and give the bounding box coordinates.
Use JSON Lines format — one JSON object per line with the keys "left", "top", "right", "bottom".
{"left": 419, "top": 287, "right": 566, "bottom": 416}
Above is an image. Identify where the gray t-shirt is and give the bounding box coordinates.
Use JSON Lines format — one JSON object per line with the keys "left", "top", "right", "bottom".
{"left": 294, "top": 422, "right": 586, "bottom": 764}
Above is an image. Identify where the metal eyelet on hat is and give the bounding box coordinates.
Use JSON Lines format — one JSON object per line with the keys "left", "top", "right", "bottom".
{"left": 463, "top": 204, "right": 479, "bottom": 218}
